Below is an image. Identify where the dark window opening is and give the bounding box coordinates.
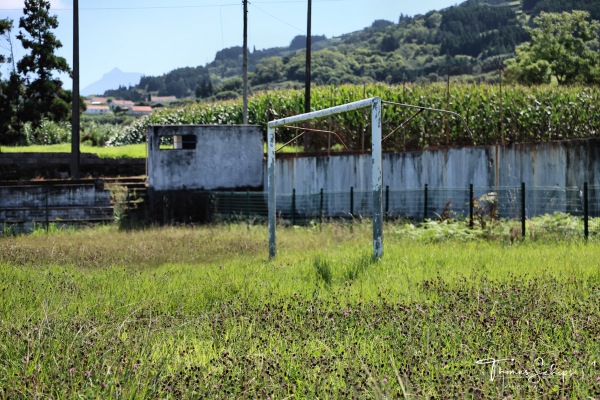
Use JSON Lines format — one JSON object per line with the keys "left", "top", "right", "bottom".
{"left": 160, "top": 134, "right": 197, "bottom": 150}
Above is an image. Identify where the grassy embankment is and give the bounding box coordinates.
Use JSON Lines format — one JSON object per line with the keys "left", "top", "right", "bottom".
{"left": 0, "top": 222, "right": 599, "bottom": 399}
{"left": 0, "top": 143, "right": 305, "bottom": 158}
{"left": 0, "top": 143, "right": 147, "bottom": 159}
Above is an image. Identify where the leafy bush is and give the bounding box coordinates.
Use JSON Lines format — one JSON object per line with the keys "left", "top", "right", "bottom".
{"left": 81, "top": 121, "right": 122, "bottom": 147}
{"left": 25, "top": 120, "right": 71, "bottom": 145}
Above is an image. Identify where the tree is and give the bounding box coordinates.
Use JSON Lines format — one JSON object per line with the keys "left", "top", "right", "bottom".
{"left": 0, "top": 18, "right": 13, "bottom": 70}
{"left": 0, "top": 19, "right": 26, "bottom": 145}
{"left": 252, "top": 56, "right": 284, "bottom": 85}
{"left": 17, "top": 0, "right": 71, "bottom": 127}
{"left": 195, "top": 78, "right": 214, "bottom": 98}
{"left": 506, "top": 11, "right": 600, "bottom": 85}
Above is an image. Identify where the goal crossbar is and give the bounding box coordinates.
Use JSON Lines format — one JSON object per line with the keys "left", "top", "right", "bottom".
{"left": 267, "top": 97, "right": 383, "bottom": 259}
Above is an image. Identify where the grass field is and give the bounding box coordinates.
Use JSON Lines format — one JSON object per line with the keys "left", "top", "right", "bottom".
{"left": 0, "top": 223, "right": 599, "bottom": 399}
{"left": 0, "top": 142, "right": 309, "bottom": 159}
{"left": 0, "top": 143, "right": 148, "bottom": 159}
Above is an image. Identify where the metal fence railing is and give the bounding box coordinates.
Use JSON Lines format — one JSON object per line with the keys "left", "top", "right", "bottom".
{"left": 209, "top": 183, "right": 600, "bottom": 238}
{"left": 3, "top": 182, "right": 599, "bottom": 239}
{"left": 0, "top": 183, "right": 114, "bottom": 235}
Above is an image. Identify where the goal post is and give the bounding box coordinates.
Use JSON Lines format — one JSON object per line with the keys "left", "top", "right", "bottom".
{"left": 267, "top": 97, "right": 383, "bottom": 259}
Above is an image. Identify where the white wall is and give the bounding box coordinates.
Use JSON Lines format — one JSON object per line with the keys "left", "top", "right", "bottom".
{"left": 147, "top": 125, "right": 264, "bottom": 191}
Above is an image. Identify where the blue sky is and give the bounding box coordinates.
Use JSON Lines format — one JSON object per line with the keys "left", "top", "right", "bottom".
{"left": 1, "top": 0, "right": 460, "bottom": 90}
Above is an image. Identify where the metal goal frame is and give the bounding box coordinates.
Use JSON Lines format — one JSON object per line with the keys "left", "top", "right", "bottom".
{"left": 267, "top": 97, "right": 383, "bottom": 259}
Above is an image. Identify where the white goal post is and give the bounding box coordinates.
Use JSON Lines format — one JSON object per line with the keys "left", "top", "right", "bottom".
{"left": 267, "top": 97, "right": 383, "bottom": 259}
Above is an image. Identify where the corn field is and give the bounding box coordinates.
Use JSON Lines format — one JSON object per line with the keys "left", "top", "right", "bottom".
{"left": 108, "top": 83, "right": 600, "bottom": 151}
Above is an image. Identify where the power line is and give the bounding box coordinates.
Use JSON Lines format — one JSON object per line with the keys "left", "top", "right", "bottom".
{"left": 1, "top": 0, "right": 349, "bottom": 12}
{"left": 249, "top": 3, "right": 303, "bottom": 32}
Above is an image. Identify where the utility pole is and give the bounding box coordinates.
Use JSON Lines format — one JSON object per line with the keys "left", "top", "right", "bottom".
{"left": 305, "top": 0, "right": 312, "bottom": 114}
{"left": 303, "top": 0, "right": 312, "bottom": 151}
{"left": 71, "top": 0, "right": 80, "bottom": 179}
{"left": 242, "top": 0, "right": 248, "bottom": 124}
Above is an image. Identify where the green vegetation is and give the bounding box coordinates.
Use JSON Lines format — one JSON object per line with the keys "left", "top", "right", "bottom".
{"left": 4, "top": 81, "right": 600, "bottom": 154}
{"left": 0, "top": 0, "right": 72, "bottom": 145}
{"left": 506, "top": 11, "right": 600, "bottom": 85}
{"left": 3, "top": 0, "right": 599, "bottom": 147}
{"left": 0, "top": 222, "right": 598, "bottom": 398}
{"left": 104, "top": 0, "right": 600, "bottom": 102}
{"left": 0, "top": 143, "right": 146, "bottom": 159}
{"left": 109, "top": 83, "right": 600, "bottom": 151}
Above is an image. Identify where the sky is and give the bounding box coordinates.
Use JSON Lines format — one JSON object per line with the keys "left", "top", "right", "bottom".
{"left": 1, "top": 0, "right": 460, "bottom": 90}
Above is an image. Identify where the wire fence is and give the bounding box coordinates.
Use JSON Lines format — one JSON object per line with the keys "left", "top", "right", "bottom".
{"left": 210, "top": 183, "right": 600, "bottom": 238}
{"left": 2, "top": 182, "right": 599, "bottom": 238}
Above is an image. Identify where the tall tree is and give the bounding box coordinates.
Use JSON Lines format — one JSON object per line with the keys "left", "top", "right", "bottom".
{"left": 0, "top": 18, "right": 13, "bottom": 70}
{"left": 17, "top": 0, "right": 71, "bottom": 127}
{"left": 0, "top": 19, "right": 25, "bottom": 145}
{"left": 506, "top": 11, "right": 600, "bottom": 85}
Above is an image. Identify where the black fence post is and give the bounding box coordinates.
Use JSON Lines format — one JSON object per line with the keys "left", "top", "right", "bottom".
{"left": 469, "top": 183, "right": 474, "bottom": 229}
{"left": 45, "top": 186, "right": 49, "bottom": 233}
{"left": 246, "top": 190, "right": 251, "bottom": 220}
{"left": 521, "top": 182, "right": 526, "bottom": 238}
{"left": 292, "top": 188, "right": 296, "bottom": 225}
{"left": 423, "top": 184, "right": 428, "bottom": 222}
{"left": 584, "top": 182, "right": 589, "bottom": 240}
{"left": 350, "top": 186, "right": 354, "bottom": 218}
{"left": 319, "top": 188, "right": 324, "bottom": 224}
{"left": 385, "top": 185, "right": 390, "bottom": 220}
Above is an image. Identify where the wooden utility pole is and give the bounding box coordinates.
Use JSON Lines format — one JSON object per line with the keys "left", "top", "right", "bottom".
{"left": 499, "top": 61, "right": 505, "bottom": 145}
{"left": 242, "top": 0, "right": 248, "bottom": 124}
{"left": 445, "top": 69, "right": 450, "bottom": 146}
{"left": 305, "top": 0, "right": 312, "bottom": 114}
{"left": 303, "top": 0, "right": 313, "bottom": 151}
{"left": 71, "top": 0, "right": 80, "bottom": 179}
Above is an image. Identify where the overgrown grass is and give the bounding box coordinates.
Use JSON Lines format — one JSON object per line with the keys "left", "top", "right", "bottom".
{"left": 0, "top": 143, "right": 147, "bottom": 158}
{"left": 0, "top": 223, "right": 599, "bottom": 398}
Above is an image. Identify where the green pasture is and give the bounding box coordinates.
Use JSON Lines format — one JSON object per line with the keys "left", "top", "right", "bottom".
{"left": 0, "top": 223, "right": 599, "bottom": 399}
{"left": 0, "top": 143, "right": 147, "bottom": 159}
{"left": 0, "top": 142, "right": 306, "bottom": 158}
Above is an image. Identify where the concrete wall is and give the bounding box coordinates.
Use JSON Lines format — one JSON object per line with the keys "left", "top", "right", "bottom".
{"left": 272, "top": 139, "right": 600, "bottom": 193}
{"left": 269, "top": 139, "right": 600, "bottom": 218}
{"left": 0, "top": 182, "right": 113, "bottom": 233}
{"left": 147, "top": 125, "right": 263, "bottom": 191}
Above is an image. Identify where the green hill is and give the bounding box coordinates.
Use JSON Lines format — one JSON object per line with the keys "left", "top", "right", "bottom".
{"left": 112, "top": 0, "right": 599, "bottom": 100}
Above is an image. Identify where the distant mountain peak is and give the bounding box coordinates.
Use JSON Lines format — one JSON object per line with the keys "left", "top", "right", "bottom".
{"left": 82, "top": 68, "right": 143, "bottom": 96}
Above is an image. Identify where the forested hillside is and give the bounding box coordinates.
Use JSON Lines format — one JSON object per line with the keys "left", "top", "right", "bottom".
{"left": 110, "top": 0, "right": 599, "bottom": 100}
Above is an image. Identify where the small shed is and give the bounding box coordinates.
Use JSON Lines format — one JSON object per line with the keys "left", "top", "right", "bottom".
{"left": 147, "top": 124, "right": 264, "bottom": 191}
